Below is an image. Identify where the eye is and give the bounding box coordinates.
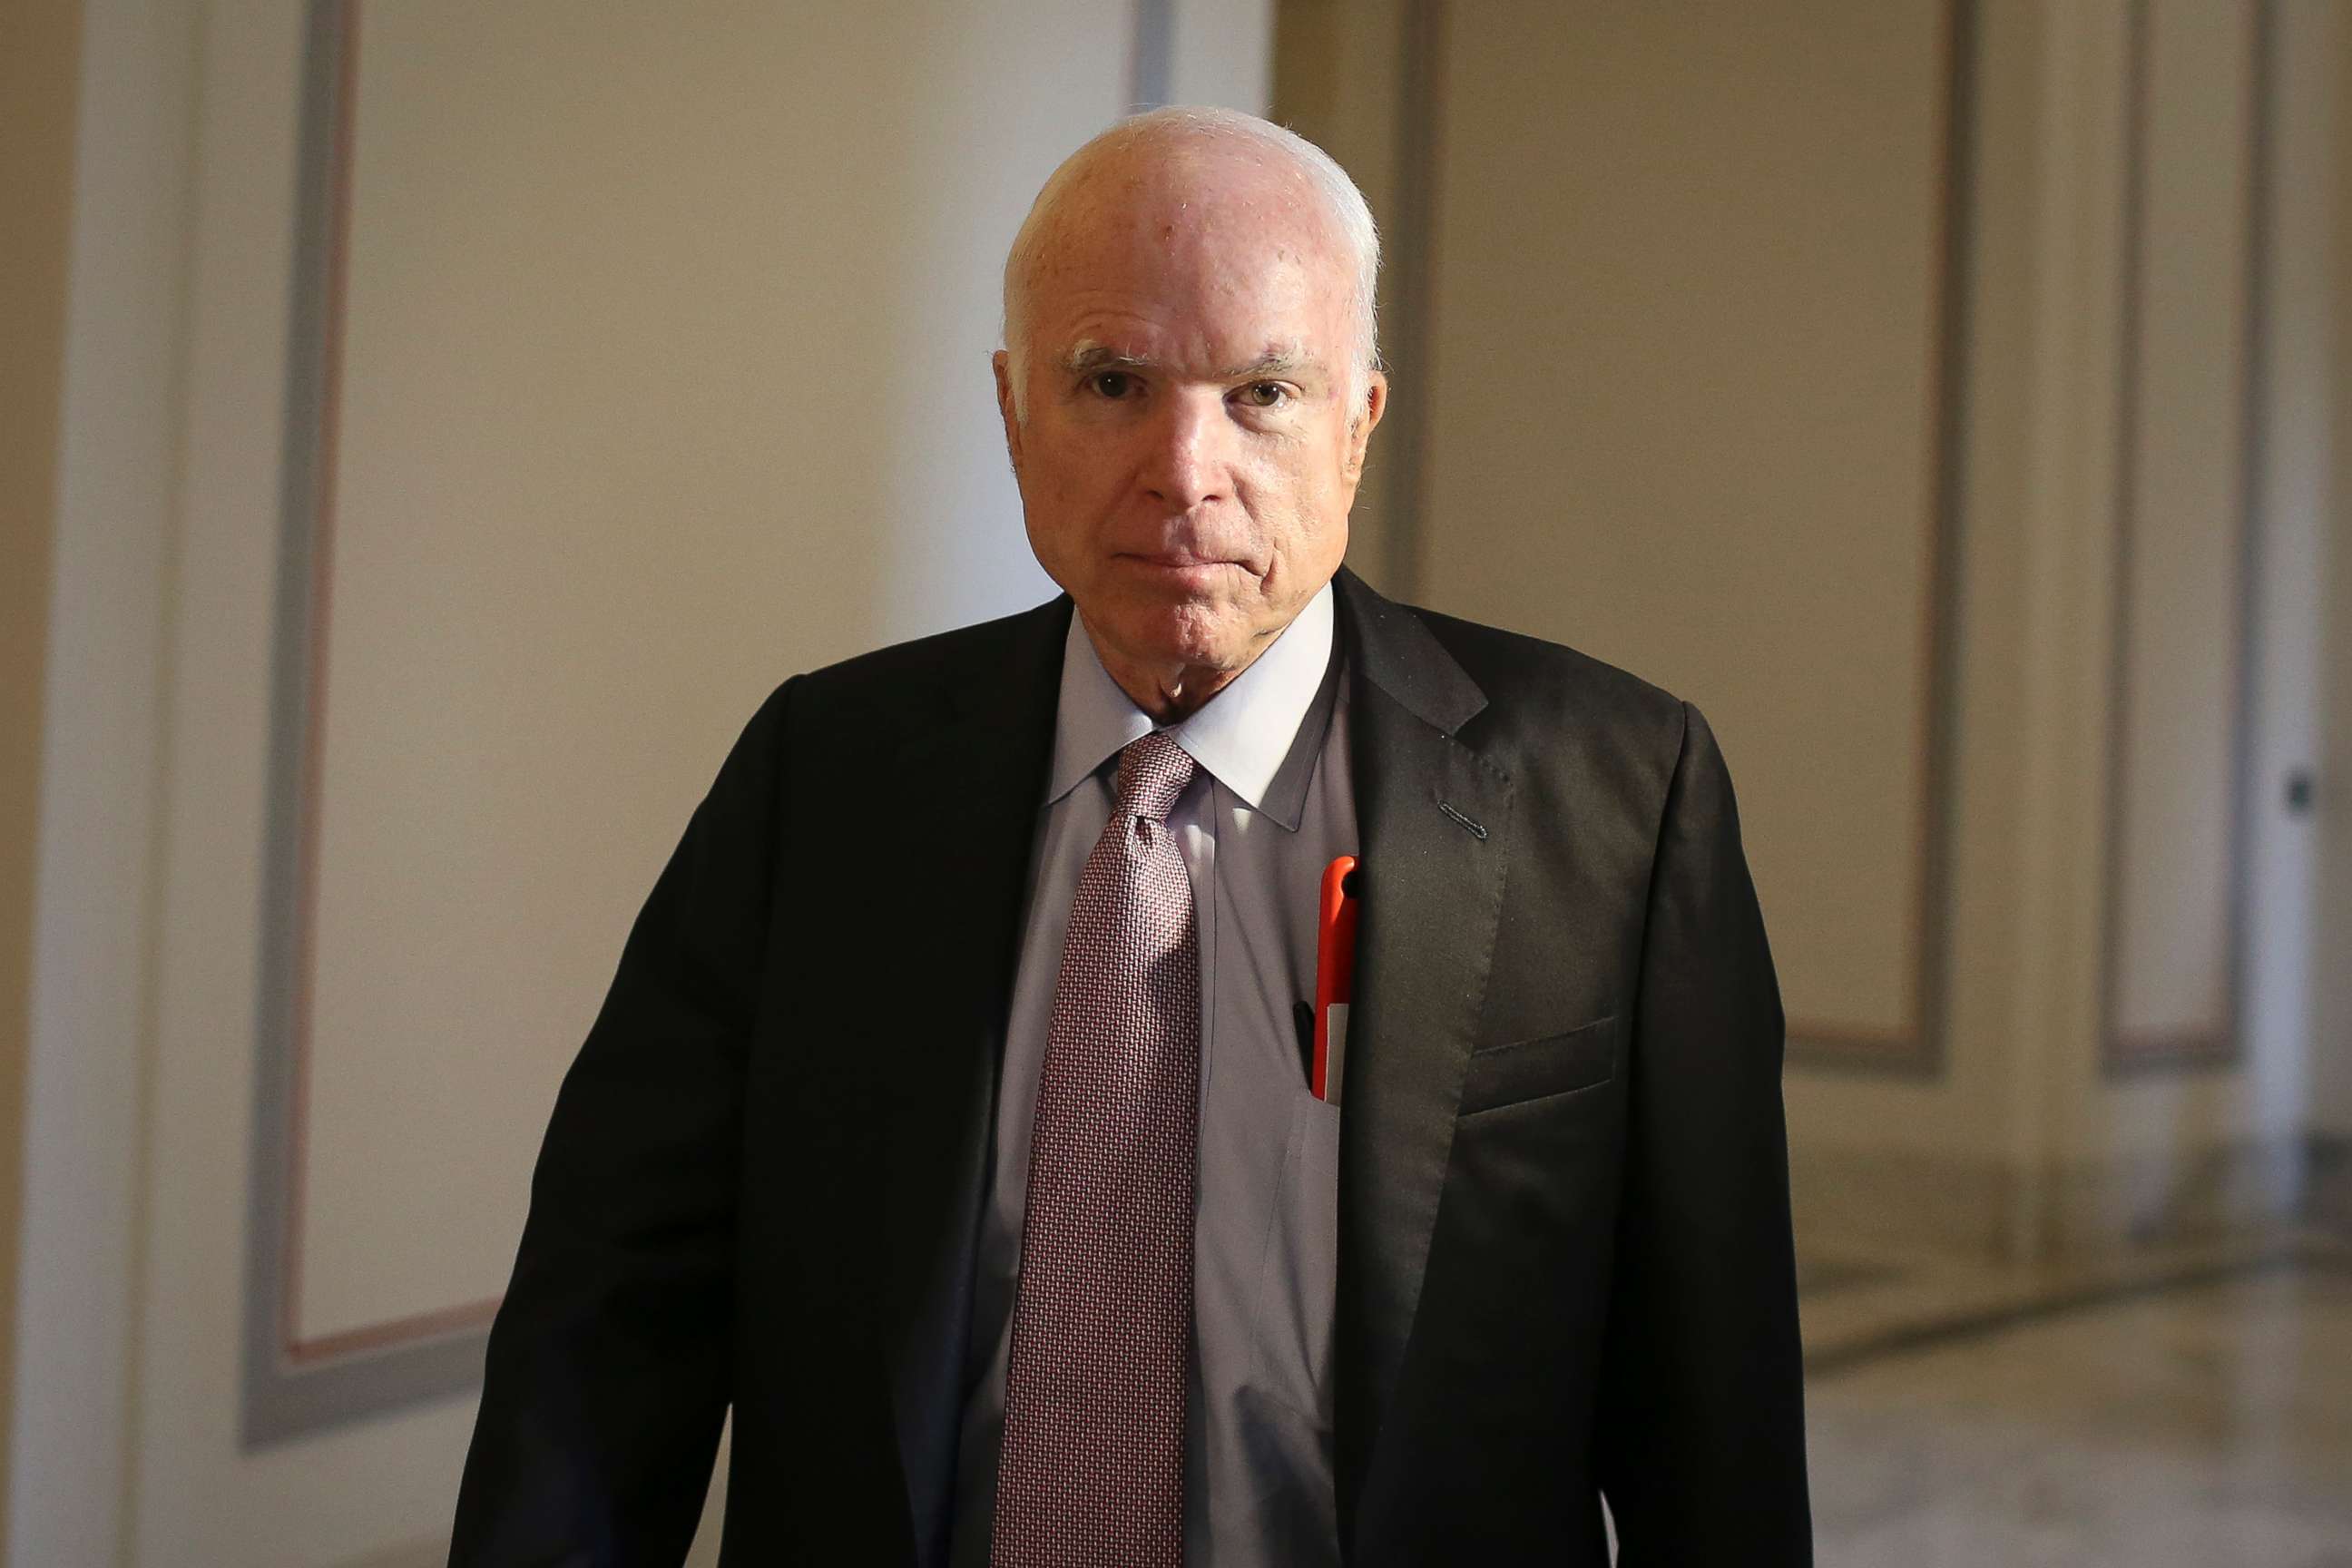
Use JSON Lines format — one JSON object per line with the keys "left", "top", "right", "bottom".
{"left": 1090, "top": 370, "right": 1138, "bottom": 399}
{"left": 1237, "top": 381, "right": 1291, "bottom": 409}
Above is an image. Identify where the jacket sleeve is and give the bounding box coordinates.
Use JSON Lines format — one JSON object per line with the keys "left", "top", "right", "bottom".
{"left": 1593, "top": 700, "right": 1813, "bottom": 1563}
{"left": 449, "top": 679, "right": 795, "bottom": 1567}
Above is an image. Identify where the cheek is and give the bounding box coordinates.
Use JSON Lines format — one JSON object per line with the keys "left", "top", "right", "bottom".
{"left": 1018, "top": 448, "right": 1091, "bottom": 522}
{"left": 1034, "top": 436, "right": 1130, "bottom": 514}
{"left": 1251, "top": 455, "right": 1348, "bottom": 556}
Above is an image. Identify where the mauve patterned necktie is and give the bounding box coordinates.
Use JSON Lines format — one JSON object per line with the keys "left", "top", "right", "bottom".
{"left": 993, "top": 730, "right": 1201, "bottom": 1567}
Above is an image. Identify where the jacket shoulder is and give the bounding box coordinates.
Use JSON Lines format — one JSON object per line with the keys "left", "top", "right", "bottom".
{"left": 796, "top": 595, "right": 1064, "bottom": 698}
{"left": 1383, "top": 601, "right": 1704, "bottom": 858}
{"left": 1405, "top": 602, "right": 1689, "bottom": 738}
{"left": 746, "top": 594, "right": 1065, "bottom": 741}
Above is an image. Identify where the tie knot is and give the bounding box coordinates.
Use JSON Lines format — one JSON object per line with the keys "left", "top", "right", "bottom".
{"left": 1115, "top": 730, "right": 1196, "bottom": 823}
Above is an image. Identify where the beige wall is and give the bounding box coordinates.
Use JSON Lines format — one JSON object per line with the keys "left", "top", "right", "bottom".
{"left": 296, "top": 0, "right": 1121, "bottom": 1347}
{"left": 1308, "top": 0, "right": 2013, "bottom": 1214}
{"left": 1421, "top": 0, "right": 1945, "bottom": 1064}
{"left": 1278, "top": 0, "right": 2340, "bottom": 1259}
{"left": 0, "top": 0, "right": 83, "bottom": 1544}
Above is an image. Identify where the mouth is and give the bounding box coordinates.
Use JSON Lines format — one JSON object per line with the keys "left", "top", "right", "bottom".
{"left": 1117, "top": 550, "right": 1247, "bottom": 573}
{"left": 1112, "top": 551, "right": 1250, "bottom": 592}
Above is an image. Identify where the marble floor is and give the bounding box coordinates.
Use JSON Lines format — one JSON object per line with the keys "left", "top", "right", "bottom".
{"left": 1801, "top": 1232, "right": 2352, "bottom": 1566}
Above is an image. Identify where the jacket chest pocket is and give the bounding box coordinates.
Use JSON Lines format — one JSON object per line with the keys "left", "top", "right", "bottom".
{"left": 1458, "top": 1013, "right": 1620, "bottom": 1118}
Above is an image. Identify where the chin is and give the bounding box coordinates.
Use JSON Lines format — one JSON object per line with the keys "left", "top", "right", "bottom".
{"left": 1108, "top": 593, "right": 1253, "bottom": 673}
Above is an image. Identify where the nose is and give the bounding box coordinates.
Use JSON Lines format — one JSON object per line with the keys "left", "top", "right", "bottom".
{"left": 1139, "top": 390, "right": 1230, "bottom": 512}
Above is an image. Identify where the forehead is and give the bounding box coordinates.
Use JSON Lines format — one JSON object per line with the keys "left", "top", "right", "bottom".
{"left": 1023, "top": 147, "right": 1352, "bottom": 362}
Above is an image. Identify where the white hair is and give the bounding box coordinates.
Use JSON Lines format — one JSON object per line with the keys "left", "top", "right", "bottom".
{"left": 1001, "top": 105, "right": 1382, "bottom": 423}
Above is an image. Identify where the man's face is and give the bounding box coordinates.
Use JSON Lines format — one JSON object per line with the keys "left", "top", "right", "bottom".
{"left": 995, "top": 152, "right": 1386, "bottom": 701}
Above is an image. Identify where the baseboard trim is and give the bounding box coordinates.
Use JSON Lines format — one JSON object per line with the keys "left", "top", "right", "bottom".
{"left": 1793, "top": 1132, "right": 2315, "bottom": 1265}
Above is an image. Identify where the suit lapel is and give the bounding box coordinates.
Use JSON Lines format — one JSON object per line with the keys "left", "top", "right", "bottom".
{"left": 1328, "top": 568, "right": 1514, "bottom": 1550}
{"left": 874, "top": 594, "right": 1072, "bottom": 1563}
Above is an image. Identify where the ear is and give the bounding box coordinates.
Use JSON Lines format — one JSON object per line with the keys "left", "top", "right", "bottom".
{"left": 993, "top": 349, "right": 1024, "bottom": 474}
{"left": 1343, "top": 370, "right": 1388, "bottom": 480}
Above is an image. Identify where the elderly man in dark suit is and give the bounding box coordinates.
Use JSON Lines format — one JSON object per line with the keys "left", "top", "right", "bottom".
{"left": 452, "top": 105, "right": 1810, "bottom": 1567}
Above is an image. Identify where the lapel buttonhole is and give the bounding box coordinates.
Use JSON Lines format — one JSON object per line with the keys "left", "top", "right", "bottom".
{"left": 1436, "top": 799, "right": 1488, "bottom": 840}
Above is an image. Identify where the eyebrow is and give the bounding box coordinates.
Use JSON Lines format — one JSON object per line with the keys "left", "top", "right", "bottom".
{"left": 1221, "top": 349, "right": 1316, "bottom": 380}
{"left": 1059, "top": 343, "right": 1323, "bottom": 381}
{"left": 1061, "top": 344, "right": 1155, "bottom": 376}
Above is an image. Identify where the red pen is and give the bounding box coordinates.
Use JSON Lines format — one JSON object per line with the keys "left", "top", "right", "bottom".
{"left": 1312, "top": 856, "right": 1359, "bottom": 1103}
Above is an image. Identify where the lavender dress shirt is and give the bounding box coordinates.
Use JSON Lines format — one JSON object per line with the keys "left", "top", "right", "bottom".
{"left": 949, "top": 582, "right": 1355, "bottom": 1568}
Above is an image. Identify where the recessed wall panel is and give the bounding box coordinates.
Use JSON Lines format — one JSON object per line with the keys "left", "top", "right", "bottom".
{"left": 250, "top": 0, "right": 1139, "bottom": 1432}
{"left": 1417, "top": 0, "right": 1955, "bottom": 1060}
{"left": 2103, "top": 0, "right": 2257, "bottom": 1067}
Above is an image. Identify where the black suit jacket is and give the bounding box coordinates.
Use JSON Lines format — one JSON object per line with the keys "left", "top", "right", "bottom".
{"left": 451, "top": 565, "right": 1811, "bottom": 1565}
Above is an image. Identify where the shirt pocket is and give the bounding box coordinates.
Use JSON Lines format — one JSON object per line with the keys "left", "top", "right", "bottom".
{"left": 1457, "top": 1012, "right": 1621, "bottom": 1118}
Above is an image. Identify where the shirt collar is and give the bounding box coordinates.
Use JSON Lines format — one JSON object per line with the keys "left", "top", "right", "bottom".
{"left": 1045, "top": 582, "right": 1338, "bottom": 831}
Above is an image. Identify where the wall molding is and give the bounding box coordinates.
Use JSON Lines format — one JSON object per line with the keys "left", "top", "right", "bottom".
{"left": 1371, "top": 0, "right": 1447, "bottom": 604}
{"left": 1784, "top": 0, "right": 1975, "bottom": 1076}
{"left": 242, "top": 0, "right": 495, "bottom": 1449}
{"left": 1130, "top": 0, "right": 1174, "bottom": 109}
{"left": 1795, "top": 1130, "right": 2312, "bottom": 1268}
{"left": 2098, "top": 0, "right": 2270, "bottom": 1076}
{"left": 1374, "top": 2, "right": 1977, "bottom": 1077}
